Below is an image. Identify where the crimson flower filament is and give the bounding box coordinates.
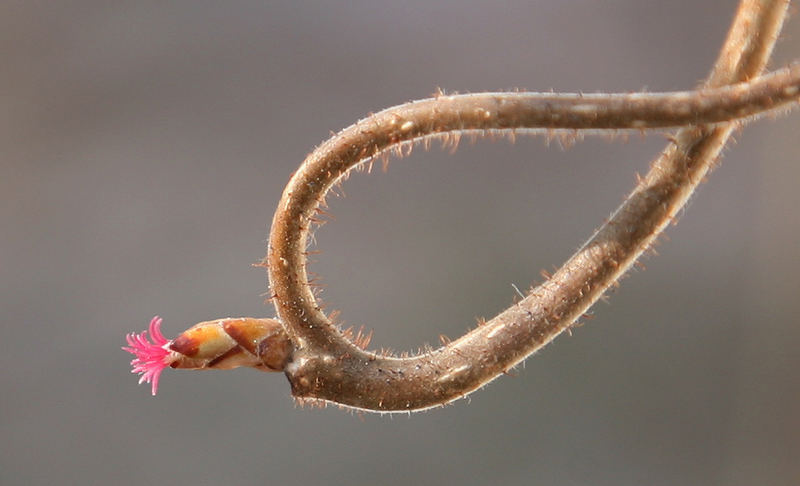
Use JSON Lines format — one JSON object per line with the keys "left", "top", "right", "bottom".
{"left": 123, "top": 316, "right": 173, "bottom": 395}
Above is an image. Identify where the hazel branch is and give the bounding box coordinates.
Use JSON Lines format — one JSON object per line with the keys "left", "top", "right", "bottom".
{"left": 123, "top": 0, "right": 793, "bottom": 412}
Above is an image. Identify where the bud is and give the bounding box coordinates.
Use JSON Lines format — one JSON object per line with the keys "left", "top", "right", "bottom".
{"left": 123, "top": 316, "right": 292, "bottom": 395}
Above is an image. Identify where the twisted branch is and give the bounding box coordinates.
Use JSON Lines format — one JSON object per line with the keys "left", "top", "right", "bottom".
{"left": 265, "top": 0, "right": 792, "bottom": 412}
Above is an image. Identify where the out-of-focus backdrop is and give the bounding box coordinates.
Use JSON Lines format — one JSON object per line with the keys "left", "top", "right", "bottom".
{"left": 2, "top": 2, "right": 798, "bottom": 485}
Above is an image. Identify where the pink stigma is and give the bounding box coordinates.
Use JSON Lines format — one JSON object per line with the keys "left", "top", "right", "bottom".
{"left": 123, "top": 316, "right": 173, "bottom": 396}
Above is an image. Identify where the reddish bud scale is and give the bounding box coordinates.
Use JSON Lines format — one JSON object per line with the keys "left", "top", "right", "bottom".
{"left": 169, "top": 317, "right": 292, "bottom": 371}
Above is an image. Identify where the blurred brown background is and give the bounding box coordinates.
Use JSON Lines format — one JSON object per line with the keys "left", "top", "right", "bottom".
{"left": 1, "top": 1, "right": 798, "bottom": 485}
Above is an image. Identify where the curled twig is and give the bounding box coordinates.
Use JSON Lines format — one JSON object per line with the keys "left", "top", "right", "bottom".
{"left": 264, "top": 0, "right": 791, "bottom": 412}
